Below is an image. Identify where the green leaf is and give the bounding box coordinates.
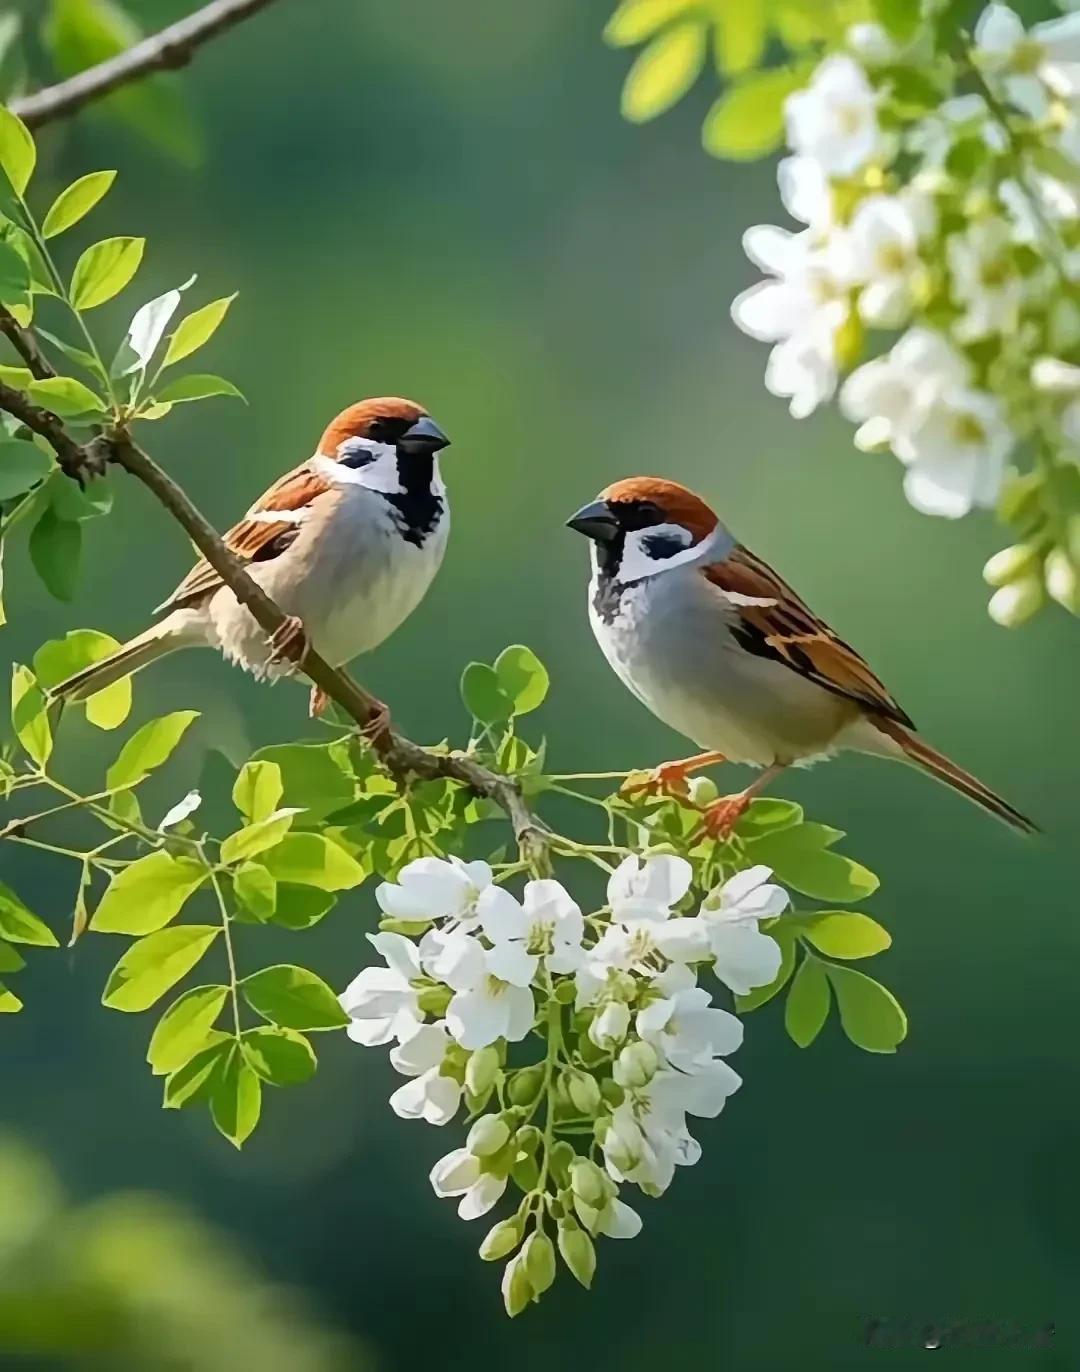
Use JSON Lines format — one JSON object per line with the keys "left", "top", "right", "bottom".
{"left": 260, "top": 833, "right": 366, "bottom": 891}
{"left": 271, "top": 884, "right": 335, "bottom": 930}
{"left": 90, "top": 851, "right": 207, "bottom": 935}
{"left": 163, "top": 1033, "right": 230, "bottom": 1107}
{"left": 154, "top": 373, "right": 244, "bottom": 405}
{"left": 0, "top": 104, "right": 35, "bottom": 195}
{"left": 494, "top": 644, "right": 549, "bottom": 716}
{"left": 800, "top": 912, "right": 892, "bottom": 960}
{"left": 0, "top": 983, "right": 22, "bottom": 1013}
{"left": 42, "top": 170, "right": 116, "bottom": 239}
{"left": 163, "top": 294, "right": 236, "bottom": 367}
{"left": 147, "top": 984, "right": 228, "bottom": 1074}
{"left": 102, "top": 925, "right": 219, "bottom": 1012}
{"left": 233, "top": 862, "right": 276, "bottom": 921}
{"left": 0, "top": 440, "right": 53, "bottom": 500}
{"left": 702, "top": 66, "right": 805, "bottom": 160}
{"left": 105, "top": 710, "right": 199, "bottom": 789}
{"left": 0, "top": 940, "right": 27, "bottom": 972}
{"left": 872, "top": 0, "right": 922, "bottom": 43}
{"left": 713, "top": 0, "right": 767, "bottom": 74}
{"left": 734, "top": 924, "right": 796, "bottom": 1012}
{"left": 784, "top": 955, "right": 831, "bottom": 1048}
{"left": 50, "top": 475, "right": 111, "bottom": 522}
{"left": 241, "top": 964, "right": 349, "bottom": 1030}
{"left": 36, "top": 327, "right": 104, "bottom": 377}
{"left": 0, "top": 239, "right": 30, "bottom": 309}
{"left": 33, "top": 628, "right": 131, "bottom": 729}
{"left": 29, "top": 506, "right": 81, "bottom": 601}
{"left": 27, "top": 375, "right": 107, "bottom": 418}
{"left": 0, "top": 880, "right": 59, "bottom": 946}
{"left": 11, "top": 664, "right": 51, "bottom": 767}
{"left": 211, "top": 1046, "right": 262, "bottom": 1147}
{"left": 249, "top": 743, "right": 354, "bottom": 822}
{"left": 621, "top": 21, "right": 706, "bottom": 123}
{"left": 221, "top": 808, "right": 302, "bottom": 865}
{"left": 604, "top": 0, "right": 695, "bottom": 48}
{"left": 242, "top": 1026, "right": 317, "bottom": 1085}
{"left": 747, "top": 822, "right": 879, "bottom": 903}
{"left": 460, "top": 662, "right": 513, "bottom": 725}
{"left": 70, "top": 236, "right": 145, "bottom": 310}
{"left": 232, "top": 759, "right": 283, "bottom": 822}
{"left": 826, "top": 965, "right": 907, "bottom": 1053}
{"left": 734, "top": 797, "right": 804, "bottom": 839}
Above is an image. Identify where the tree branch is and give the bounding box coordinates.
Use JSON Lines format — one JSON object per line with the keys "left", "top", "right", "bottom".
{"left": 10, "top": 0, "right": 282, "bottom": 130}
{"left": 0, "top": 383, "right": 550, "bottom": 868}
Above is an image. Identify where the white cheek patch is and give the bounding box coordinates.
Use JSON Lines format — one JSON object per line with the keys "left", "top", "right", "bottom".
{"left": 309, "top": 447, "right": 404, "bottom": 495}
{"left": 247, "top": 506, "right": 309, "bottom": 525}
{"left": 615, "top": 521, "right": 740, "bottom": 584}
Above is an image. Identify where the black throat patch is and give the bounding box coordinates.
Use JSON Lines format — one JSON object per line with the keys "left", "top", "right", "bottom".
{"left": 384, "top": 452, "right": 444, "bottom": 548}
{"left": 592, "top": 534, "right": 628, "bottom": 625}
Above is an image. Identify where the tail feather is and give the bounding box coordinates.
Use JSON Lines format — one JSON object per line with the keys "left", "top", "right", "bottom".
{"left": 51, "top": 616, "right": 200, "bottom": 703}
{"left": 869, "top": 717, "right": 1037, "bottom": 835}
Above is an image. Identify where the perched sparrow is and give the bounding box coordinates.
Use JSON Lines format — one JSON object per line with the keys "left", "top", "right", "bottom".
{"left": 54, "top": 397, "right": 451, "bottom": 717}
{"left": 567, "top": 477, "right": 1035, "bottom": 835}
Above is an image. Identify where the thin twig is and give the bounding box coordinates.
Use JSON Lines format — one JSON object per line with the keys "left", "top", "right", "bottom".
{"left": 0, "top": 308, "right": 56, "bottom": 380}
{"left": 11, "top": 0, "right": 282, "bottom": 129}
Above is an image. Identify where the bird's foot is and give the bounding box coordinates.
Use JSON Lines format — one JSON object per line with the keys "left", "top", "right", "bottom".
{"left": 621, "top": 751, "right": 727, "bottom": 804}
{"left": 358, "top": 696, "right": 392, "bottom": 748}
{"left": 698, "top": 791, "right": 752, "bottom": 842}
{"left": 309, "top": 685, "right": 330, "bottom": 718}
{"left": 268, "top": 614, "right": 310, "bottom": 668}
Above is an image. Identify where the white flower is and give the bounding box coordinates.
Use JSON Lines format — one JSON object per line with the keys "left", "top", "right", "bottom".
{"left": 477, "top": 878, "right": 585, "bottom": 978}
{"left": 387, "top": 1022, "right": 461, "bottom": 1125}
{"left": 731, "top": 225, "right": 850, "bottom": 418}
{"left": 699, "top": 866, "right": 787, "bottom": 996}
{"left": 947, "top": 218, "right": 1024, "bottom": 341}
{"left": 429, "top": 1148, "right": 507, "bottom": 1220}
{"left": 841, "top": 327, "right": 970, "bottom": 449}
{"left": 637, "top": 965, "right": 743, "bottom": 1072}
{"left": 429, "top": 930, "right": 536, "bottom": 1050}
{"left": 589, "top": 999, "right": 631, "bottom": 1051}
{"left": 339, "top": 932, "right": 423, "bottom": 1046}
{"left": 975, "top": 5, "right": 1080, "bottom": 115}
{"left": 898, "top": 386, "right": 1015, "bottom": 517}
{"left": 784, "top": 54, "right": 887, "bottom": 176}
{"left": 573, "top": 1191, "right": 643, "bottom": 1238}
{"left": 375, "top": 855, "right": 493, "bottom": 927}
{"left": 158, "top": 789, "right": 201, "bottom": 831}
{"left": 846, "top": 22, "right": 899, "bottom": 67}
{"left": 847, "top": 194, "right": 925, "bottom": 328}
{"left": 777, "top": 155, "right": 833, "bottom": 229}
{"left": 607, "top": 854, "right": 692, "bottom": 921}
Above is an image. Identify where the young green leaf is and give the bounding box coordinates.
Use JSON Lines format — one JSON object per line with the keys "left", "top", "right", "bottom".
{"left": 42, "top": 170, "right": 117, "bottom": 239}
{"left": 11, "top": 663, "right": 51, "bottom": 767}
{"left": 0, "top": 239, "right": 30, "bottom": 309}
{"left": 800, "top": 912, "right": 892, "bottom": 960}
{"left": 747, "top": 822, "right": 879, "bottom": 903}
{"left": 0, "top": 940, "right": 27, "bottom": 972}
{"left": 233, "top": 862, "right": 277, "bottom": 921}
{"left": 50, "top": 474, "right": 112, "bottom": 522}
{"left": 0, "top": 440, "right": 53, "bottom": 500}
{"left": 211, "top": 1046, "right": 262, "bottom": 1147}
{"left": 0, "top": 983, "right": 23, "bottom": 1013}
{"left": 241, "top": 964, "right": 349, "bottom": 1030}
{"left": 36, "top": 327, "right": 105, "bottom": 378}
{"left": 826, "top": 966, "right": 908, "bottom": 1053}
{"left": 232, "top": 758, "right": 283, "bottom": 822}
{"left": 147, "top": 984, "right": 228, "bottom": 1074}
{"left": 620, "top": 21, "right": 706, "bottom": 123}
{"left": 259, "top": 833, "right": 366, "bottom": 891}
{"left": 105, "top": 710, "right": 199, "bottom": 789}
{"left": 271, "top": 885, "right": 335, "bottom": 930}
{"left": 702, "top": 66, "right": 806, "bottom": 160}
{"left": 102, "top": 925, "right": 219, "bottom": 1012}
{"left": 735, "top": 797, "right": 804, "bottom": 838}
{"left": 0, "top": 104, "right": 35, "bottom": 195}
{"left": 220, "top": 808, "right": 302, "bottom": 865}
{"left": 70, "top": 236, "right": 145, "bottom": 310}
{"left": 163, "top": 294, "right": 236, "bottom": 367}
{"left": 90, "top": 851, "right": 207, "bottom": 935}
{"left": 784, "top": 955, "right": 831, "bottom": 1048}
{"left": 604, "top": 0, "right": 695, "bottom": 46}
{"left": 163, "top": 1033, "right": 231, "bottom": 1107}
{"left": 241, "top": 1026, "right": 317, "bottom": 1085}
{"left": 154, "top": 373, "right": 244, "bottom": 405}
{"left": 29, "top": 506, "right": 81, "bottom": 601}
{"left": 28, "top": 375, "right": 107, "bottom": 417}
{"left": 248, "top": 742, "right": 354, "bottom": 821}
{"left": 494, "top": 644, "right": 549, "bottom": 716}
{"left": 460, "top": 661, "right": 514, "bottom": 725}
{"left": 33, "top": 627, "right": 131, "bottom": 729}
{"left": 0, "top": 880, "right": 59, "bottom": 947}
{"left": 713, "top": 0, "right": 767, "bottom": 75}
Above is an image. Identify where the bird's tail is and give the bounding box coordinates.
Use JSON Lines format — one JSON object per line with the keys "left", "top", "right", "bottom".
{"left": 50, "top": 613, "right": 204, "bottom": 704}
{"left": 866, "top": 716, "right": 1037, "bottom": 835}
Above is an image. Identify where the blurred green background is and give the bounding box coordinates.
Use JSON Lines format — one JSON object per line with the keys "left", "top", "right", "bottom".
{"left": 2, "top": 0, "right": 1080, "bottom": 1367}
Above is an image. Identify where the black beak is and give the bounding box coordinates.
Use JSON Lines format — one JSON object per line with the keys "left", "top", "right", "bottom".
{"left": 566, "top": 498, "right": 619, "bottom": 543}
{"left": 400, "top": 415, "right": 450, "bottom": 452}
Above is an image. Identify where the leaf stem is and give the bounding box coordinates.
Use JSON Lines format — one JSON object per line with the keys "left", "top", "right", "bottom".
{"left": 204, "top": 846, "right": 243, "bottom": 1044}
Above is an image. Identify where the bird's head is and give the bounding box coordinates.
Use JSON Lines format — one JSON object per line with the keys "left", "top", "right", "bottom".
{"left": 566, "top": 477, "right": 732, "bottom": 582}
{"left": 314, "top": 397, "right": 450, "bottom": 496}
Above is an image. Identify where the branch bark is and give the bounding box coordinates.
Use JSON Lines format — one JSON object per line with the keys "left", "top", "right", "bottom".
{"left": 11, "top": 0, "right": 282, "bottom": 130}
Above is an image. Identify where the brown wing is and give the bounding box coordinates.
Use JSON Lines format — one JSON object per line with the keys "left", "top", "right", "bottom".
{"left": 704, "top": 545, "right": 914, "bottom": 728}
{"left": 155, "top": 464, "right": 331, "bottom": 614}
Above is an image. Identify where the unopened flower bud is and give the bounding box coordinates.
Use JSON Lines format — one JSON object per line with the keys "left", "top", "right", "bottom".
{"left": 501, "top": 1254, "right": 533, "bottom": 1317}
{"left": 465, "top": 1045, "right": 500, "bottom": 1097}
{"left": 511, "top": 1153, "right": 540, "bottom": 1191}
{"left": 600, "top": 1078, "right": 625, "bottom": 1107}
{"left": 1045, "top": 548, "right": 1080, "bottom": 612}
{"left": 523, "top": 1231, "right": 556, "bottom": 1295}
{"left": 554, "top": 979, "right": 577, "bottom": 1004}
{"left": 515, "top": 1124, "right": 541, "bottom": 1154}
{"left": 549, "top": 1140, "right": 574, "bottom": 1188}
{"left": 982, "top": 543, "right": 1037, "bottom": 587}
{"left": 565, "top": 1069, "right": 601, "bottom": 1115}
{"left": 416, "top": 984, "right": 452, "bottom": 1016}
{"left": 588, "top": 1001, "right": 630, "bottom": 1051}
{"left": 1031, "top": 356, "right": 1080, "bottom": 393}
{"left": 846, "top": 21, "right": 896, "bottom": 66}
{"left": 688, "top": 775, "right": 718, "bottom": 806}
{"left": 480, "top": 1218, "right": 521, "bottom": 1262}
{"left": 613, "top": 1040, "right": 659, "bottom": 1089}
{"left": 468, "top": 1114, "right": 511, "bottom": 1158}
{"left": 988, "top": 576, "right": 1044, "bottom": 627}
{"left": 570, "top": 1158, "right": 608, "bottom": 1207}
{"left": 508, "top": 1064, "right": 545, "bottom": 1106}
{"left": 557, "top": 1220, "right": 596, "bottom": 1289}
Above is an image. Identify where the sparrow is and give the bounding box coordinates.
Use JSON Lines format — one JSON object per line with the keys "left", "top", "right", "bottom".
{"left": 53, "top": 397, "right": 451, "bottom": 719}
{"left": 567, "top": 477, "right": 1035, "bottom": 836}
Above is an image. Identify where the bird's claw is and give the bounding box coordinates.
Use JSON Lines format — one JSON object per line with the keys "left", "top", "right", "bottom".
{"left": 359, "top": 697, "right": 392, "bottom": 746}
{"left": 622, "top": 761, "right": 695, "bottom": 803}
{"left": 309, "top": 685, "right": 330, "bottom": 718}
{"left": 268, "top": 614, "right": 310, "bottom": 668}
{"left": 698, "top": 792, "right": 752, "bottom": 842}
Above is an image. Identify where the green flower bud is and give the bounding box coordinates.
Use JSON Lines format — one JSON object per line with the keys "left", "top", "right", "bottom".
{"left": 554, "top": 979, "right": 577, "bottom": 1004}
{"left": 688, "top": 775, "right": 718, "bottom": 806}
{"left": 515, "top": 1124, "right": 542, "bottom": 1154}
{"left": 508, "top": 1065, "right": 545, "bottom": 1107}
{"left": 614, "top": 1040, "right": 659, "bottom": 1089}
{"left": 557, "top": 1220, "right": 596, "bottom": 1289}
{"left": 600, "top": 1079, "right": 625, "bottom": 1107}
{"left": 480, "top": 1218, "right": 521, "bottom": 1262}
{"left": 502, "top": 1254, "right": 533, "bottom": 1318}
{"left": 549, "top": 1140, "right": 574, "bottom": 1188}
{"left": 570, "top": 1158, "right": 608, "bottom": 1207}
{"left": 468, "top": 1114, "right": 511, "bottom": 1158}
{"left": 523, "top": 1231, "right": 557, "bottom": 1296}
{"left": 415, "top": 983, "right": 452, "bottom": 1016}
{"left": 1045, "top": 548, "right": 1080, "bottom": 613}
{"left": 565, "top": 1070, "right": 602, "bottom": 1115}
{"left": 988, "top": 576, "right": 1044, "bottom": 627}
{"left": 377, "top": 917, "right": 431, "bottom": 937}
{"left": 511, "top": 1154, "right": 540, "bottom": 1191}
{"left": 1068, "top": 513, "right": 1080, "bottom": 567}
{"left": 465, "top": 1045, "right": 500, "bottom": 1097}
{"left": 982, "top": 543, "right": 1037, "bottom": 587}
{"left": 464, "top": 1085, "right": 494, "bottom": 1115}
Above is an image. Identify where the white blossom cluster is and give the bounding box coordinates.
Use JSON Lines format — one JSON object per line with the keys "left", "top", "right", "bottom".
{"left": 338, "top": 853, "right": 787, "bottom": 1312}
{"left": 731, "top": 3, "right": 1080, "bottom": 622}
